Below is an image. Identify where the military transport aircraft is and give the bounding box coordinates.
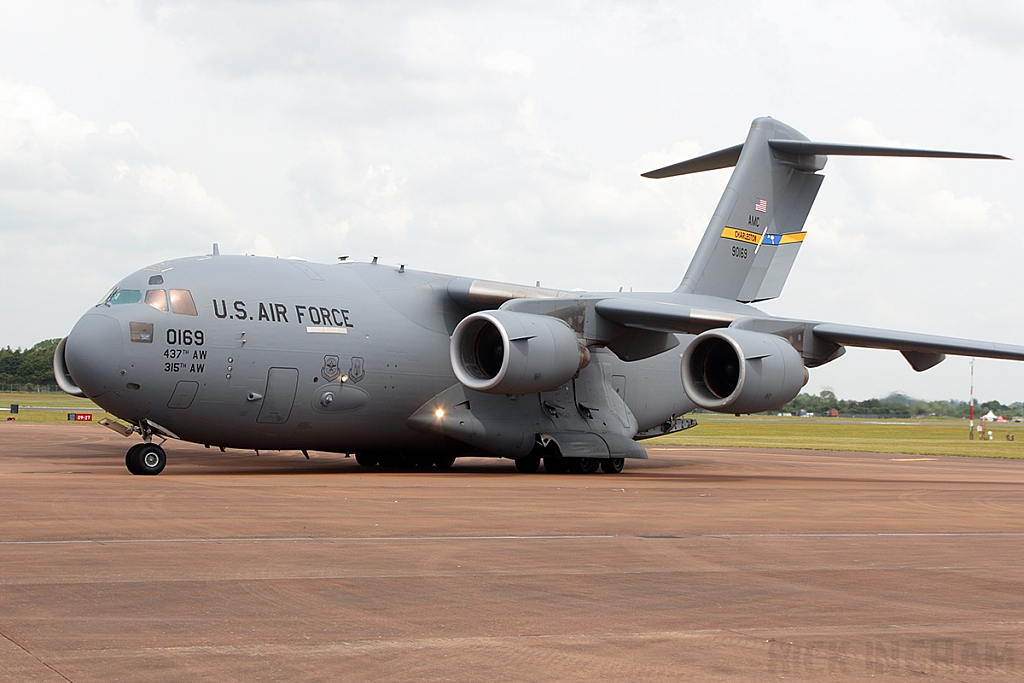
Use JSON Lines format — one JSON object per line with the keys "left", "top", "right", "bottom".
{"left": 55, "top": 117, "right": 1022, "bottom": 476}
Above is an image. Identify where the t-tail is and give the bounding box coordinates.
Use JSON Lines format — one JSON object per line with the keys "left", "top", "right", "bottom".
{"left": 643, "top": 117, "right": 1008, "bottom": 303}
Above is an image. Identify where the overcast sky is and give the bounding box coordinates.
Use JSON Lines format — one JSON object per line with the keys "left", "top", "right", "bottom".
{"left": 2, "top": 1, "right": 1023, "bottom": 402}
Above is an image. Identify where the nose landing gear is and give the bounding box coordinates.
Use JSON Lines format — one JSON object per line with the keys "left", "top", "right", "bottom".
{"left": 125, "top": 443, "right": 167, "bottom": 475}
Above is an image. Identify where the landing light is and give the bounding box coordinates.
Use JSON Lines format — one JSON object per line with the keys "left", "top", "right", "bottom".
{"left": 435, "top": 408, "right": 445, "bottom": 419}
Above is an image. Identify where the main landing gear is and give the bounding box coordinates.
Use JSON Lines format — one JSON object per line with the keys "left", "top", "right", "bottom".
{"left": 515, "top": 453, "right": 541, "bottom": 473}
{"left": 534, "top": 455, "right": 623, "bottom": 474}
{"left": 354, "top": 450, "right": 625, "bottom": 474}
{"left": 125, "top": 443, "right": 167, "bottom": 476}
{"left": 355, "top": 451, "right": 457, "bottom": 469}
{"left": 600, "top": 457, "right": 625, "bottom": 474}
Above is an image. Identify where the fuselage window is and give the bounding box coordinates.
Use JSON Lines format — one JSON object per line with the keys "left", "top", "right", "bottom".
{"left": 106, "top": 289, "right": 142, "bottom": 305}
{"left": 145, "top": 289, "right": 169, "bottom": 312}
{"left": 169, "top": 289, "right": 198, "bottom": 316}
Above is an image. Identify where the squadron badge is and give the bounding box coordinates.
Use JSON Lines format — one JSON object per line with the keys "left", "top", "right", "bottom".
{"left": 321, "top": 355, "right": 340, "bottom": 382}
{"left": 348, "top": 356, "right": 365, "bottom": 383}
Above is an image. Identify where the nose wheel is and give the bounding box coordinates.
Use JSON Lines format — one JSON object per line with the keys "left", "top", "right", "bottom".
{"left": 125, "top": 443, "right": 167, "bottom": 476}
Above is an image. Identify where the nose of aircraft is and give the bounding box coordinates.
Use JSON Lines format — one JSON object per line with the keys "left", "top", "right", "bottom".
{"left": 64, "top": 313, "right": 124, "bottom": 397}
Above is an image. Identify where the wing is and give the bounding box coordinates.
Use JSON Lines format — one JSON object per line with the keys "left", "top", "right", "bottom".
{"left": 812, "top": 323, "right": 1024, "bottom": 370}
{"left": 592, "top": 297, "right": 1024, "bottom": 371}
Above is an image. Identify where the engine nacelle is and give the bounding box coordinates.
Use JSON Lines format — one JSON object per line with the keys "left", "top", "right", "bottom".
{"left": 681, "top": 329, "right": 807, "bottom": 414}
{"left": 451, "top": 310, "right": 589, "bottom": 395}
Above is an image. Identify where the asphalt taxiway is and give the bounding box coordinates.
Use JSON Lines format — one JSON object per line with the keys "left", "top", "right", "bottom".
{"left": 1, "top": 423, "right": 1022, "bottom": 682}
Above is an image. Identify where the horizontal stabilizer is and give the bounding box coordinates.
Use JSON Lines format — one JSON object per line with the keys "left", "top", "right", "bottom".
{"left": 641, "top": 144, "right": 743, "bottom": 178}
{"left": 641, "top": 137, "right": 1009, "bottom": 181}
{"left": 768, "top": 139, "right": 1009, "bottom": 160}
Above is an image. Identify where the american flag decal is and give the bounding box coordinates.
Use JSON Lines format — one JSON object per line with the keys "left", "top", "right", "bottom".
{"left": 754, "top": 198, "right": 767, "bottom": 213}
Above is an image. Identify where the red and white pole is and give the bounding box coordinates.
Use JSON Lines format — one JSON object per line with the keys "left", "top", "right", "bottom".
{"left": 969, "top": 358, "right": 975, "bottom": 440}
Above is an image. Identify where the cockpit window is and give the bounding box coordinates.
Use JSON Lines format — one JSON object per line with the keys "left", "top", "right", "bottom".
{"left": 97, "top": 287, "right": 116, "bottom": 306}
{"left": 169, "top": 289, "right": 198, "bottom": 316}
{"left": 97, "top": 286, "right": 196, "bottom": 314}
{"left": 145, "top": 289, "right": 169, "bottom": 312}
{"left": 105, "top": 289, "right": 142, "bottom": 306}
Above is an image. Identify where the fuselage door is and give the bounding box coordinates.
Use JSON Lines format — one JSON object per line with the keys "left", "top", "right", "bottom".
{"left": 257, "top": 367, "right": 299, "bottom": 424}
{"left": 611, "top": 374, "right": 626, "bottom": 402}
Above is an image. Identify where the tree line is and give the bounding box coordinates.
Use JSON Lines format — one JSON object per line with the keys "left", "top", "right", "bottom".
{"left": 780, "top": 390, "right": 1023, "bottom": 419}
{"left": 0, "top": 339, "right": 62, "bottom": 389}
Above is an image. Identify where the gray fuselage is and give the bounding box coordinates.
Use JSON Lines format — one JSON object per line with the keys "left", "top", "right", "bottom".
{"left": 64, "top": 255, "right": 706, "bottom": 454}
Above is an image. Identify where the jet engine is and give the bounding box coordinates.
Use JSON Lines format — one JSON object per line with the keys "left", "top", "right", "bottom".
{"left": 451, "top": 310, "right": 590, "bottom": 395}
{"left": 681, "top": 329, "right": 807, "bottom": 414}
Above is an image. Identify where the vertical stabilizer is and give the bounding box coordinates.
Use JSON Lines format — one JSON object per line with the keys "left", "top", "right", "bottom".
{"left": 642, "top": 118, "right": 1007, "bottom": 303}
{"left": 659, "top": 118, "right": 822, "bottom": 302}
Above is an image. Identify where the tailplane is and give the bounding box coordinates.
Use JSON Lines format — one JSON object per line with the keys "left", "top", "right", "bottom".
{"left": 644, "top": 117, "right": 1008, "bottom": 303}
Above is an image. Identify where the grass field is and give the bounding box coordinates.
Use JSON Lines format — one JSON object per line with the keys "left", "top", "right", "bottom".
{"left": 653, "top": 413, "right": 1024, "bottom": 459}
{"left": 3, "top": 392, "right": 1021, "bottom": 459}
{"left": 0, "top": 391, "right": 115, "bottom": 425}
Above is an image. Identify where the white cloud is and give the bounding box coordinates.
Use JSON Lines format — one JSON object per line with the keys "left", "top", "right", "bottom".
{"left": 0, "top": 81, "right": 227, "bottom": 232}
{"left": 480, "top": 50, "right": 533, "bottom": 77}
{"left": 0, "top": 78, "right": 233, "bottom": 344}
{"left": 252, "top": 234, "right": 277, "bottom": 257}
{"left": 0, "top": 80, "right": 97, "bottom": 146}
{"left": 135, "top": 164, "right": 227, "bottom": 214}
{"left": 108, "top": 121, "right": 139, "bottom": 138}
